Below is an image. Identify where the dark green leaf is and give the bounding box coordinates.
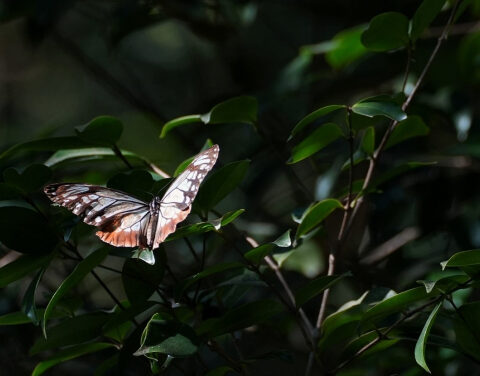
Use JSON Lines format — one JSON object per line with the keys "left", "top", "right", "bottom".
{"left": 385, "top": 116, "right": 429, "bottom": 149}
{"left": 289, "top": 123, "right": 344, "bottom": 164}
{"left": 32, "top": 312, "right": 111, "bottom": 354}
{"left": 174, "top": 140, "right": 214, "bottom": 176}
{"left": 0, "top": 137, "right": 89, "bottom": 162}
{"left": 290, "top": 105, "right": 346, "bottom": 138}
{"left": 160, "top": 115, "right": 203, "bottom": 138}
{"left": 107, "top": 170, "right": 154, "bottom": 201}
{"left": 134, "top": 313, "right": 199, "bottom": 357}
{"left": 296, "top": 199, "right": 343, "bottom": 238}
{"left": 0, "top": 201, "right": 57, "bottom": 254}
{"left": 122, "top": 249, "right": 165, "bottom": 306}
{"left": 244, "top": 230, "right": 292, "bottom": 264}
{"left": 415, "top": 302, "right": 442, "bottom": 373}
{"left": 102, "top": 301, "right": 156, "bottom": 336}
{"left": 32, "top": 342, "right": 114, "bottom": 376}
{"left": 325, "top": 25, "right": 368, "bottom": 69}
{"left": 166, "top": 209, "right": 245, "bottom": 242}
{"left": 352, "top": 96, "right": 407, "bottom": 121}
{"left": 295, "top": 274, "right": 347, "bottom": 307}
{"left": 417, "top": 274, "right": 469, "bottom": 294}
{"left": 43, "top": 247, "right": 110, "bottom": 335}
{"left": 359, "top": 287, "right": 438, "bottom": 331}
{"left": 75, "top": 116, "right": 123, "bottom": 146}
{"left": 411, "top": 0, "right": 446, "bottom": 41}
{"left": 3, "top": 164, "right": 51, "bottom": 193}
{"left": 197, "top": 299, "right": 283, "bottom": 338}
{"left": 453, "top": 301, "right": 480, "bottom": 361}
{"left": 205, "top": 366, "right": 235, "bottom": 376}
{"left": 21, "top": 267, "right": 45, "bottom": 325}
{"left": 373, "top": 161, "right": 436, "bottom": 188}
{"left": 361, "top": 127, "right": 375, "bottom": 156}
{"left": 441, "top": 249, "right": 480, "bottom": 269}
{"left": 195, "top": 160, "right": 249, "bottom": 213}
{"left": 361, "top": 12, "right": 410, "bottom": 51}
{"left": 45, "top": 148, "right": 142, "bottom": 167}
{"left": 0, "top": 252, "right": 53, "bottom": 288}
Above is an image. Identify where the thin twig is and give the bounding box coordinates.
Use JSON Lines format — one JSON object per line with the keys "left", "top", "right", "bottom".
{"left": 112, "top": 143, "right": 133, "bottom": 169}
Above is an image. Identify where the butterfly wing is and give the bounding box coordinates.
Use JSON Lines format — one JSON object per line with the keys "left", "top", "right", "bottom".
{"left": 152, "top": 144, "right": 219, "bottom": 248}
{"left": 44, "top": 183, "right": 151, "bottom": 248}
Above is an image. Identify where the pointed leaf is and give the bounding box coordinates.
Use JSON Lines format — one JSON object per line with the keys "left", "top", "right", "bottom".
{"left": 21, "top": 267, "right": 45, "bottom": 325}
{"left": 442, "top": 250, "right": 480, "bottom": 269}
{"left": 385, "top": 116, "right": 429, "bottom": 149}
{"left": 415, "top": 302, "right": 442, "bottom": 373}
{"left": 290, "top": 105, "right": 346, "bottom": 138}
{"left": 411, "top": 0, "right": 446, "bottom": 41}
{"left": 296, "top": 199, "right": 343, "bottom": 238}
{"left": 75, "top": 116, "right": 123, "bottom": 146}
{"left": 0, "top": 253, "right": 53, "bottom": 288}
{"left": 3, "top": 164, "right": 51, "bottom": 193}
{"left": 295, "top": 274, "right": 347, "bottom": 307}
{"left": 45, "top": 147, "right": 141, "bottom": 167}
{"left": 361, "top": 127, "right": 375, "bottom": 156}
{"left": 352, "top": 97, "right": 407, "bottom": 121}
{"left": 201, "top": 96, "right": 257, "bottom": 125}
{"left": 361, "top": 12, "right": 410, "bottom": 51}
{"left": 160, "top": 115, "right": 203, "bottom": 138}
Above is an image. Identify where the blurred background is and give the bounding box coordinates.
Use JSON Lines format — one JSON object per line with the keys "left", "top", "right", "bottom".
{"left": 1, "top": 0, "right": 480, "bottom": 374}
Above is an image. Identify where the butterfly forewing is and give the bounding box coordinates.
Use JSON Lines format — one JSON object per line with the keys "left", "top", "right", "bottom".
{"left": 44, "top": 144, "right": 220, "bottom": 250}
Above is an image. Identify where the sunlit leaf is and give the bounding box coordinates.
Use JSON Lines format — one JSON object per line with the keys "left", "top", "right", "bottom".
{"left": 415, "top": 302, "right": 442, "bottom": 373}
{"left": 352, "top": 96, "right": 407, "bottom": 121}
{"left": 361, "top": 127, "right": 375, "bottom": 156}
{"left": 325, "top": 25, "right": 368, "bottom": 69}
{"left": 290, "top": 106, "right": 346, "bottom": 138}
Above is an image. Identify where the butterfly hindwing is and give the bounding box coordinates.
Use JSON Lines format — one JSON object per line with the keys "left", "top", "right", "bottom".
{"left": 44, "top": 144, "right": 220, "bottom": 250}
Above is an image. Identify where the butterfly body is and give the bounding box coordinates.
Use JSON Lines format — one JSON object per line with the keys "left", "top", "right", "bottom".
{"left": 44, "top": 145, "right": 219, "bottom": 250}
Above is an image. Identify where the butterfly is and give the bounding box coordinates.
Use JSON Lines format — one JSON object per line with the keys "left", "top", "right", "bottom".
{"left": 44, "top": 145, "right": 219, "bottom": 250}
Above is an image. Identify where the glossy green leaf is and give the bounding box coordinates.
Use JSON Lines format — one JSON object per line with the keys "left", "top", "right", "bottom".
{"left": 352, "top": 96, "right": 407, "bottom": 121}
{"left": 290, "top": 105, "right": 346, "bottom": 138}
{"left": 195, "top": 160, "right": 249, "bottom": 213}
{"left": 325, "top": 25, "right": 368, "bottom": 69}
{"left": 373, "top": 161, "right": 436, "bottom": 188}
{"left": 134, "top": 313, "right": 199, "bottom": 357}
{"left": 359, "top": 287, "right": 437, "bottom": 331}
{"left": 295, "top": 274, "right": 347, "bottom": 307}
{"left": 415, "top": 302, "right": 442, "bottom": 373}
{"left": 0, "top": 201, "right": 57, "bottom": 254}
{"left": 341, "top": 330, "right": 399, "bottom": 361}
{"left": 32, "top": 342, "right": 114, "bottom": 376}
{"left": 385, "top": 116, "right": 429, "bottom": 149}
{"left": 361, "top": 127, "right": 375, "bottom": 155}
{"left": 244, "top": 230, "right": 292, "bottom": 263}
{"left": 160, "top": 97, "right": 257, "bottom": 138}
{"left": 32, "top": 312, "right": 111, "bottom": 354}
{"left": 3, "top": 164, "right": 51, "bottom": 193}
{"left": 75, "top": 116, "right": 123, "bottom": 146}
{"left": 197, "top": 299, "right": 283, "bottom": 338}
{"left": 166, "top": 209, "right": 245, "bottom": 242}
{"left": 0, "top": 252, "right": 52, "bottom": 288}
{"left": 0, "top": 137, "right": 89, "bottom": 162}
{"left": 411, "top": 0, "right": 446, "bottom": 41}
{"left": 361, "top": 12, "right": 410, "bottom": 51}
{"left": 289, "top": 123, "right": 344, "bottom": 164}
{"left": 45, "top": 148, "right": 141, "bottom": 167}
{"left": 43, "top": 247, "right": 110, "bottom": 335}
{"left": 122, "top": 249, "right": 165, "bottom": 306}
{"left": 417, "top": 274, "right": 470, "bottom": 294}
{"left": 21, "top": 267, "right": 45, "bottom": 325}
{"left": 453, "top": 301, "right": 480, "bottom": 361}
{"left": 131, "top": 248, "right": 156, "bottom": 265}
{"left": 296, "top": 199, "right": 343, "bottom": 238}
{"left": 441, "top": 249, "right": 480, "bottom": 269}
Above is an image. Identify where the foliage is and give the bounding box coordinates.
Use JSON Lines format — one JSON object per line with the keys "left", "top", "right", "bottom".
{"left": 1, "top": 0, "right": 480, "bottom": 375}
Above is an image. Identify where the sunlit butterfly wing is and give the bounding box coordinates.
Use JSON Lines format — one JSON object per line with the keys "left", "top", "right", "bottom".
{"left": 44, "top": 183, "right": 151, "bottom": 248}
{"left": 152, "top": 144, "right": 219, "bottom": 248}
{"left": 44, "top": 144, "right": 220, "bottom": 250}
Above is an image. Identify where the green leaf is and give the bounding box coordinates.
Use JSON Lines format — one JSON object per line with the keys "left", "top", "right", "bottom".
{"left": 197, "top": 299, "right": 283, "bottom": 338}
{"left": 411, "top": 0, "right": 446, "bottom": 41}
{"left": 372, "top": 161, "right": 436, "bottom": 188}
{"left": 0, "top": 136, "right": 89, "bottom": 162}
{"left": 206, "top": 366, "right": 235, "bottom": 376}
{"left": 453, "top": 301, "right": 480, "bottom": 361}
{"left": 385, "top": 116, "right": 429, "bottom": 149}
{"left": 122, "top": 249, "right": 165, "bottom": 306}
{"left": 176, "top": 262, "right": 245, "bottom": 298}
{"left": 244, "top": 230, "right": 292, "bottom": 264}
{"left": 134, "top": 313, "right": 199, "bottom": 357}
{"left": 296, "top": 199, "right": 343, "bottom": 238}
{"left": 290, "top": 106, "right": 346, "bottom": 138}
{"left": 43, "top": 247, "right": 110, "bottom": 336}
{"left": 166, "top": 209, "right": 245, "bottom": 242}
{"left": 21, "top": 267, "right": 45, "bottom": 325}
{"left": 194, "top": 160, "right": 249, "bottom": 213}
{"left": 174, "top": 140, "right": 214, "bottom": 176}
{"left": 361, "top": 12, "right": 410, "bottom": 51}
{"left": 361, "top": 127, "right": 375, "bottom": 156}
{"left": 32, "top": 342, "right": 114, "bottom": 376}
{"left": 325, "top": 25, "right": 368, "bottom": 69}
{"left": 102, "top": 300, "right": 156, "bottom": 336}
{"left": 0, "top": 201, "right": 57, "bottom": 254}
{"left": 289, "top": 123, "right": 344, "bottom": 164}
{"left": 0, "top": 252, "right": 53, "bottom": 288}
{"left": 45, "top": 148, "right": 142, "bottom": 167}
{"left": 32, "top": 312, "right": 111, "bottom": 354}
{"left": 359, "top": 287, "right": 438, "bottom": 331}
{"left": 160, "top": 96, "right": 257, "bottom": 138}
{"left": 132, "top": 249, "right": 156, "bottom": 265}
{"left": 75, "top": 116, "right": 123, "bottom": 146}
{"left": 295, "top": 274, "right": 347, "bottom": 307}
{"left": 441, "top": 250, "right": 480, "bottom": 269}
{"left": 107, "top": 169, "right": 154, "bottom": 201}
{"left": 3, "top": 164, "right": 51, "bottom": 193}
{"left": 415, "top": 302, "right": 442, "bottom": 373}
{"left": 352, "top": 96, "right": 407, "bottom": 121}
